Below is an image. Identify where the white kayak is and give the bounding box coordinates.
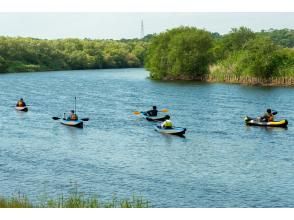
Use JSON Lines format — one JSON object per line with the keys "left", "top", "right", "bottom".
{"left": 60, "top": 119, "right": 83, "bottom": 128}
{"left": 15, "top": 106, "right": 28, "bottom": 112}
{"left": 154, "top": 125, "right": 186, "bottom": 136}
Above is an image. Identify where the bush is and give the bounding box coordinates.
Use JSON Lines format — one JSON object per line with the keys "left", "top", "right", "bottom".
{"left": 145, "top": 26, "right": 214, "bottom": 79}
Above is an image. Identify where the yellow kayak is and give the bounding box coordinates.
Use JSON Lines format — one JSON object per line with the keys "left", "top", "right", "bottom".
{"left": 244, "top": 116, "right": 288, "bottom": 128}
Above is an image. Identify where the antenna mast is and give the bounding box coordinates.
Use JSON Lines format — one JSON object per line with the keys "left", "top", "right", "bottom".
{"left": 140, "top": 20, "right": 144, "bottom": 39}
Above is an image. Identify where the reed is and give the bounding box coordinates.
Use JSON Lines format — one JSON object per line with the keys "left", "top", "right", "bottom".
{"left": 0, "top": 191, "right": 149, "bottom": 208}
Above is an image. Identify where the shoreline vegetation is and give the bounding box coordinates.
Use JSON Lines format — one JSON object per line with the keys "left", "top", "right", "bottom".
{"left": 160, "top": 75, "right": 294, "bottom": 87}
{"left": 0, "top": 35, "right": 152, "bottom": 73}
{"left": 0, "top": 27, "right": 293, "bottom": 86}
{"left": 0, "top": 192, "right": 149, "bottom": 208}
{"left": 145, "top": 27, "right": 294, "bottom": 86}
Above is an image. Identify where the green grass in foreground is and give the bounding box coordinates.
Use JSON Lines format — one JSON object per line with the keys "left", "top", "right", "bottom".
{"left": 0, "top": 192, "right": 149, "bottom": 208}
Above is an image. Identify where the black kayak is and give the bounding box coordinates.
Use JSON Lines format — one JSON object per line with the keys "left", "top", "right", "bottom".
{"left": 141, "top": 112, "right": 170, "bottom": 122}
{"left": 244, "top": 116, "right": 288, "bottom": 128}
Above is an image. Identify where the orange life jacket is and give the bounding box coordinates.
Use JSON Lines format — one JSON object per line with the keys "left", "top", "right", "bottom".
{"left": 268, "top": 114, "right": 274, "bottom": 122}
{"left": 17, "top": 101, "right": 24, "bottom": 107}
{"left": 70, "top": 114, "right": 78, "bottom": 120}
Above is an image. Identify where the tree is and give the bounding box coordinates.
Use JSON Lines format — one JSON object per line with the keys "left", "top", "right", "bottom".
{"left": 239, "top": 36, "right": 280, "bottom": 78}
{"left": 0, "top": 36, "right": 149, "bottom": 73}
{"left": 214, "top": 27, "right": 256, "bottom": 60}
{"left": 145, "top": 27, "right": 214, "bottom": 79}
{"left": 0, "top": 56, "right": 8, "bottom": 73}
{"left": 259, "top": 29, "right": 294, "bottom": 48}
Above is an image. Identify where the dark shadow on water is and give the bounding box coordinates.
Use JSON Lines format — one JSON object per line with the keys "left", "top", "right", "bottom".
{"left": 58, "top": 125, "right": 85, "bottom": 141}
{"left": 160, "top": 133, "right": 186, "bottom": 140}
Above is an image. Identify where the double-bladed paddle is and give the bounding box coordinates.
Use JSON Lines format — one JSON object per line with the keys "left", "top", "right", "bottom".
{"left": 133, "top": 109, "right": 169, "bottom": 115}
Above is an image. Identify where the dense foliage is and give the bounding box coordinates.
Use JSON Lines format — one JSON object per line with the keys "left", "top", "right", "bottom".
{"left": 0, "top": 27, "right": 293, "bottom": 80}
{"left": 0, "top": 37, "right": 149, "bottom": 73}
{"left": 146, "top": 27, "right": 294, "bottom": 80}
{"left": 258, "top": 28, "right": 294, "bottom": 48}
{"left": 211, "top": 28, "right": 294, "bottom": 78}
{"left": 145, "top": 27, "right": 214, "bottom": 79}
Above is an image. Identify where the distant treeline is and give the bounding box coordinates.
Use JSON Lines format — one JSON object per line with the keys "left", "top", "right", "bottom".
{"left": 0, "top": 36, "right": 151, "bottom": 73}
{"left": 145, "top": 27, "right": 294, "bottom": 82}
{"left": 0, "top": 28, "right": 293, "bottom": 82}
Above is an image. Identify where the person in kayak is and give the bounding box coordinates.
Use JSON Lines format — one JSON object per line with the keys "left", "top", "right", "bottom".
{"left": 161, "top": 115, "right": 173, "bottom": 129}
{"left": 260, "top": 109, "right": 277, "bottom": 122}
{"left": 16, "top": 98, "right": 26, "bottom": 107}
{"left": 146, "top": 106, "right": 158, "bottom": 116}
{"left": 67, "top": 110, "right": 78, "bottom": 121}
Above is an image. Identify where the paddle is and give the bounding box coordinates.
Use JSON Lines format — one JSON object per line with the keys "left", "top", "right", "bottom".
{"left": 52, "top": 117, "right": 89, "bottom": 121}
{"left": 133, "top": 109, "right": 169, "bottom": 115}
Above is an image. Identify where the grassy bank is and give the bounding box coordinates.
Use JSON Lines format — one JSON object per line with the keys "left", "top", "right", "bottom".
{"left": 207, "top": 65, "right": 294, "bottom": 86}
{"left": 0, "top": 192, "right": 149, "bottom": 208}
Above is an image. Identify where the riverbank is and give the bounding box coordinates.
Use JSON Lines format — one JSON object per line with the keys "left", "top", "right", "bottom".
{"left": 156, "top": 75, "right": 294, "bottom": 87}
{"left": 0, "top": 193, "right": 149, "bottom": 208}
{"left": 206, "top": 75, "right": 294, "bottom": 86}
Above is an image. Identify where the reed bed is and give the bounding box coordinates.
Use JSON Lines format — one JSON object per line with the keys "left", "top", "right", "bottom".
{"left": 0, "top": 192, "right": 149, "bottom": 208}
{"left": 205, "top": 74, "right": 294, "bottom": 86}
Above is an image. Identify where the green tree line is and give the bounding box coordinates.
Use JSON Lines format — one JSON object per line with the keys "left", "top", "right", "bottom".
{"left": 145, "top": 27, "right": 294, "bottom": 80}
{"left": 0, "top": 28, "right": 293, "bottom": 78}
{"left": 0, "top": 37, "right": 149, "bottom": 73}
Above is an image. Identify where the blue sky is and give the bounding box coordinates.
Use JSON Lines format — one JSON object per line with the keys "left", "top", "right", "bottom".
{"left": 0, "top": 13, "right": 293, "bottom": 39}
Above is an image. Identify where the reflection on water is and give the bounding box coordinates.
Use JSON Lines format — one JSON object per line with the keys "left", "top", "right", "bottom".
{"left": 0, "top": 68, "right": 294, "bottom": 207}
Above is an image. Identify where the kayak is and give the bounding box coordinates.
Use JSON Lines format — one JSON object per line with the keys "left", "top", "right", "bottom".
{"left": 244, "top": 116, "right": 288, "bottom": 128}
{"left": 154, "top": 125, "right": 186, "bottom": 136}
{"left": 15, "top": 106, "right": 28, "bottom": 112}
{"left": 60, "top": 119, "right": 83, "bottom": 128}
{"left": 141, "top": 112, "right": 170, "bottom": 122}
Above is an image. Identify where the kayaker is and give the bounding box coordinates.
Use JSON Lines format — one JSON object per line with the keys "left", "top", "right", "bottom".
{"left": 261, "top": 109, "right": 276, "bottom": 122}
{"left": 161, "top": 115, "right": 173, "bottom": 129}
{"left": 67, "top": 110, "right": 78, "bottom": 121}
{"left": 16, "top": 98, "right": 26, "bottom": 107}
{"left": 146, "top": 106, "right": 158, "bottom": 116}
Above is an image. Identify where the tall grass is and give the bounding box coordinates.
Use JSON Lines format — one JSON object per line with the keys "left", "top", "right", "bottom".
{"left": 0, "top": 191, "right": 149, "bottom": 208}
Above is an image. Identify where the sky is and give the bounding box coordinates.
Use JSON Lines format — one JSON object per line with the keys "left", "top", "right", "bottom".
{"left": 0, "top": 12, "right": 293, "bottom": 40}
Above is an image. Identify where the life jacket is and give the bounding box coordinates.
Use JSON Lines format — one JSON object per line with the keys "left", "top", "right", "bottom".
{"left": 268, "top": 114, "right": 274, "bottom": 122}
{"left": 70, "top": 114, "right": 78, "bottom": 121}
{"left": 147, "top": 110, "right": 158, "bottom": 116}
{"left": 163, "top": 120, "right": 173, "bottom": 128}
{"left": 17, "top": 101, "right": 24, "bottom": 107}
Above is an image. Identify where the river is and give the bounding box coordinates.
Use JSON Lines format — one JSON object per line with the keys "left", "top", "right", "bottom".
{"left": 0, "top": 68, "right": 294, "bottom": 207}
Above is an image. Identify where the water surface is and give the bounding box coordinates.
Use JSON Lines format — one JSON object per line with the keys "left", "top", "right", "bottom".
{"left": 0, "top": 68, "right": 293, "bottom": 207}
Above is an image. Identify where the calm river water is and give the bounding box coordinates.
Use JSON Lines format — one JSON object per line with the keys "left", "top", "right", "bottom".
{"left": 0, "top": 68, "right": 294, "bottom": 207}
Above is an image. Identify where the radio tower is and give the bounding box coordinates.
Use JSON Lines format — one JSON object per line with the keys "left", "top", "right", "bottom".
{"left": 140, "top": 20, "right": 145, "bottom": 39}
